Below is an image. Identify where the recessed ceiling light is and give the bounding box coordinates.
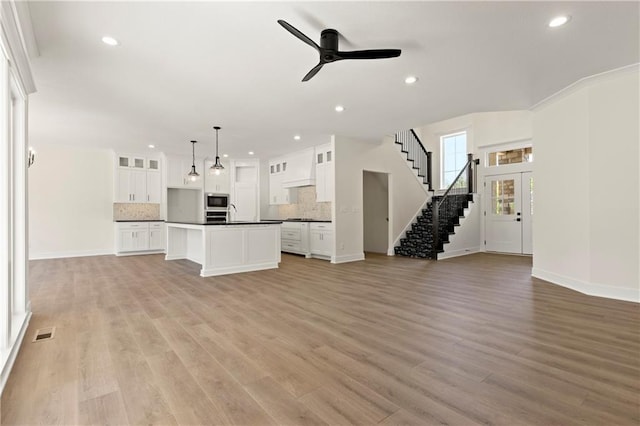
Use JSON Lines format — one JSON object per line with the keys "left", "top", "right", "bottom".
{"left": 148, "top": 144, "right": 155, "bottom": 149}
{"left": 548, "top": 15, "right": 570, "bottom": 28}
{"left": 335, "top": 105, "right": 345, "bottom": 112}
{"left": 101, "top": 36, "right": 119, "bottom": 46}
{"left": 294, "top": 135, "right": 301, "bottom": 140}
{"left": 223, "top": 154, "right": 229, "bottom": 158}
{"left": 405, "top": 76, "right": 418, "bottom": 84}
{"left": 248, "top": 151, "right": 254, "bottom": 155}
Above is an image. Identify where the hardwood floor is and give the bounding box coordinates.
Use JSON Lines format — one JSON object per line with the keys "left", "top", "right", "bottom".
{"left": 2, "top": 252, "right": 639, "bottom": 425}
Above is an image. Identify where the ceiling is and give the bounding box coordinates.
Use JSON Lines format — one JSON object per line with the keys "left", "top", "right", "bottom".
{"left": 25, "top": 1, "right": 639, "bottom": 159}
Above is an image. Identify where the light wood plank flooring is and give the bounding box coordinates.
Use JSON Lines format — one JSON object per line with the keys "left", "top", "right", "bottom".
{"left": 2, "top": 252, "right": 639, "bottom": 425}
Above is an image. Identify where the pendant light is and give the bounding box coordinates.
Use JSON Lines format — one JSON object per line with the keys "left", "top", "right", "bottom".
{"left": 187, "top": 140, "right": 199, "bottom": 181}
{"left": 210, "top": 126, "right": 224, "bottom": 176}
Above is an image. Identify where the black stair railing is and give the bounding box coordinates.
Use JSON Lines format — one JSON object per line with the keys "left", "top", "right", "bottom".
{"left": 432, "top": 154, "right": 479, "bottom": 259}
{"left": 395, "top": 129, "right": 433, "bottom": 191}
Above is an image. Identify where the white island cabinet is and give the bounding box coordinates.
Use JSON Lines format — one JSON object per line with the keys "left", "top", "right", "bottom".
{"left": 165, "top": 222, "right": 281, "bottom": 277}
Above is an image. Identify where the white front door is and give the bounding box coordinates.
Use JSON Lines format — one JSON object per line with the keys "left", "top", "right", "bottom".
{"left": 521, "top": 172, "right": 533, "bottom": 255}
{"left": 484, "top": 172, "right": 533, "bottom": 254}
{"left": 485, "top": 173, "right": 522, "bottom": 253}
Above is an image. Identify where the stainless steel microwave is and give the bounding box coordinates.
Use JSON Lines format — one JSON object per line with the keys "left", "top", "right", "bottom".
{"left": 205, "top": 193, "right": 229, "bottom": 211}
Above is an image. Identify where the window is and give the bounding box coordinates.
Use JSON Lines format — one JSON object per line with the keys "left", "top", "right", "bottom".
{"left": 490, "top": 179, "right": 515, "bottom": 215}
{"left": 488, "top": 147, "right": 533, "bottom": 166}
{"left": 441, "top": 131, "right": 467, "bottom": 189}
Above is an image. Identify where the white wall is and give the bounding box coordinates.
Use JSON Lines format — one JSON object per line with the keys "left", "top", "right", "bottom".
{"left": 334, "top": 135, "right": 429, "bottom": 262}
{"left": 417, "top": 110, "right": 532, "bottom": 190}
{"left": 167, "top": 188, "right": 200, "bottom": 222}
{"left": 29, "top": 145, "right": 115, "bottom": 259}
{"left": 439, "top": 194, "right": 483, "bottom": 259}
{"left": 363, "top": 171, "right": 389, "bottom": 254}
{"left": 532, "top": 67, "right": 639, "bottom": 302}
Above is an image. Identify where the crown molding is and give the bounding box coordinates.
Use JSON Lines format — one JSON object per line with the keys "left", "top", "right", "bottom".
{"left": 531, "top": 63, "right": 639, "bottom": 112}
{"left": 0, "top": 0, "right": 36, "bottom": 94}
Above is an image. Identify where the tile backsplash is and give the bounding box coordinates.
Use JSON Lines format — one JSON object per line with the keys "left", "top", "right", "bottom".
{"left": 113, "top": 203, "right": 161, "bottom": 221}
{"left": 278, "top": 186, "right": 331, "bottom": 220}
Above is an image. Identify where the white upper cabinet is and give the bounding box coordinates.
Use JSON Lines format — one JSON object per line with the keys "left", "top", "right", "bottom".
{"left": 117, "top": 154, "right": 145, "bottom": 169}
{"left": 114, "top": 153, "right": 162, "bottom": 203}
{"left": 315, "top": 143, "right": 334, "bottom": 202}
{"left": 147, "top": 158, "right": 160, "bottom": 171}
{"left": 146, "top": 170, "right": 162, "bottom": 203}
{"left": 268, "top": 158, "right": 297, "bottom": 205}
{"left": 204, "top": 159, "right": 230, "bottom": 194}
{"left": 166, "top": 155, "right": 203, "bottom": 189}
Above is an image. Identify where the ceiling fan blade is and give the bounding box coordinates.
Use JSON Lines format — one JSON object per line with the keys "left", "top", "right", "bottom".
{"left": 277, "top": 20, "right": 319, "bottom": 51}
{"left": 337, "top": 49, "right": 402, "bottom": 60}
{"left": 302, "top": 62, "right": 324, "bottom": 82}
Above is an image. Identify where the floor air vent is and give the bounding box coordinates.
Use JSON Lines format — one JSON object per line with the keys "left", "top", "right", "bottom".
{"left": 32, "top": 327, "right": 56, "bottom": 342}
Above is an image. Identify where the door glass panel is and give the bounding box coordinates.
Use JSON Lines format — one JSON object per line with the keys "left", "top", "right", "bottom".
{"left": 134, "top": 158, "right": 144, "bottom": 168}
{"left": 148, "top": 159, "right": 159, "bottom": 170}
{"left": 491, "top": 179, "right": 515, "bottom": 215}
{"left": 317, "top": 153, "right": 323, "bottom": 164}
{"left": 326, "top": 151, "right": 332, "bottom": 162}
{"left": 119, "top": 157, "right": 129, "bottom": 167}
{"left": 488, "top": 147, "right": 533, "bottom": 166}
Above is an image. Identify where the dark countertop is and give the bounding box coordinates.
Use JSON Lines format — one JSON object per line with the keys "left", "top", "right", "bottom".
{"left": 281, "top": 219, "right": 332, "bottom": 223}
{"left": 114, "top": 219, "right": 165, "bottom": 222}
{"left": 166, "top": 220, "right": 283, "bottom": 226}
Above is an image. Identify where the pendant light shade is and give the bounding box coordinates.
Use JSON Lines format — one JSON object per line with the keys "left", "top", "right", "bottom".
{"left": 209, "top": 126, "right": 224, "bottom": 176}
{"left": 188, "top": 140, "right": 199, "bottom": 181}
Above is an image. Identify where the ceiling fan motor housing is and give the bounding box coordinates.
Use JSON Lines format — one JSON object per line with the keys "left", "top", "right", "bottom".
{"left": 320, "top": 29, "right": 339, "bottom": 61}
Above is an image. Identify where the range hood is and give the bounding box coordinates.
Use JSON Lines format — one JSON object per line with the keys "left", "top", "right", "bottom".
{"left": 282, "top": 177, "right": 315, "bottom": 188}
{"left": 282, "top": 148, "right": 316, "bottom": 188}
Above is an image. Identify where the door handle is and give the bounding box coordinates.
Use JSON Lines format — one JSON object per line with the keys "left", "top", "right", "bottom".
{"left": 516, "top": 218, "right": 521, "bottom": 222}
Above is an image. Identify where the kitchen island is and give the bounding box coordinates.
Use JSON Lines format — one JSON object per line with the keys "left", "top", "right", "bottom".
{"left": 165, "top": 221, "right": 282, "bottom": 277}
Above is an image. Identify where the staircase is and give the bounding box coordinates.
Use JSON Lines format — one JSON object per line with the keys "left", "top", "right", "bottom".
{"left": 393, "top": 130, "right": 478, "bottom": 260}
{"left": 394, "top": 129, "right": 433, "bottom": 191}
{"left": 394, "top": 193, "right": 474, "bottom": 259}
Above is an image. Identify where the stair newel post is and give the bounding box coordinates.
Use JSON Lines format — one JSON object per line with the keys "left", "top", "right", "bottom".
{"left": 466, "top": 153, "right": 473, "bottom": 195}
{"left": 427, "top": 151, "right": 433, "bottom": 192}
{"left": 432, "top": 203, "right": 440, "bottom": 260}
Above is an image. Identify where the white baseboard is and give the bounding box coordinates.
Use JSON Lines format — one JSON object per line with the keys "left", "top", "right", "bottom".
{"left": 29, "top": 249, "right": 114, "bottom": 260}
{"left": 438, "top": 246, "right": 481, "bottom": 260}
{"left": 115, "top": 250, "right": 164, "bottom": 257}
{"left": 332, "top": 253, "right": 365, "bottom": 264}
{"left": 200, "top": 262, "right": 278, "bottom": 277}
{"left": 0, "top": 310, "right": 31, "bottom": 396}
{"left": 532, "top": 267, "right": 640, "bottom": 303}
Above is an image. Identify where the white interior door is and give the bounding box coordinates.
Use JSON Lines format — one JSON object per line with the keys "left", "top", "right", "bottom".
{"left": 485, "top": 173, "right": 522, "bottom": 253}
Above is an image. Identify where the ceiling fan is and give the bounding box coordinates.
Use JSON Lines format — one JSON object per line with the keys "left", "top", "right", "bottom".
{"left": 277, "top": 20, "right": 401, "bottom": 82}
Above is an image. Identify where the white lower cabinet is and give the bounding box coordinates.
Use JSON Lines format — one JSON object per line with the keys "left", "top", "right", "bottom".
{"left": 149, "top": 222, "right": 165, "bottom": 250}
{"left": 280, "top": 222, "right": 310, "bottom": 257}
{"left": 115, "top": 222, "right": 165, "bottom": 255}
{"left": 310, "top": 222, "right": 334, "bottom": 258}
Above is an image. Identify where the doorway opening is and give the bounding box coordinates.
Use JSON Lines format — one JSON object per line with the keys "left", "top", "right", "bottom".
{"left": 363, "top": 171, "right": 389, "bottom": 256}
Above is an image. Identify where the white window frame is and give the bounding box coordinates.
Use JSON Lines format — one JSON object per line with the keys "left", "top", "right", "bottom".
{"left": 440, "top": 130, "right": 468, "bottom": 189}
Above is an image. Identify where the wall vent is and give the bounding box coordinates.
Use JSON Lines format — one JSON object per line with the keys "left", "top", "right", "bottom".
{"left": 32, "top": 327, "right": 56, "bottom": 342}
